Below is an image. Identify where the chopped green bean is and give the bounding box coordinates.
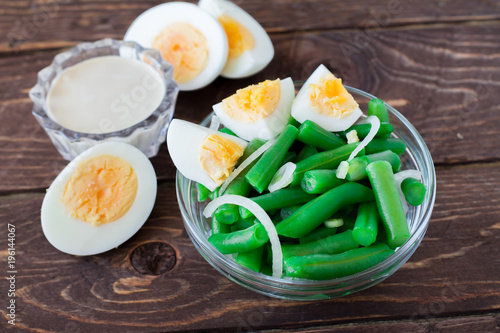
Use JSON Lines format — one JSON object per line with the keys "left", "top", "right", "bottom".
{"left": 283, "top": 243, "right": 394, "bottom": 280}
{"left": 196, "top": 183, "right": 211, "bottom": 202}
{"left": 245, "top": 125, "right": 299, "bottom": 193}
{"left": 353, "top": 201, "right": 379, "bottom": 246}
{"left": 346, "top": 150, "right": 401, "bottom": 181}
{"left": 276, "top": 182, "right": 374, "bottom": 238}
{"left": 295, "top": 145, "right": 319, "bottom": 162}
{"left": 219, "top": 127, "right": 237, "bottom": 136}
{"left": 230, "top": 217, "right": 256, "bottom": 232}
{"left": 401, "top": 177, "right": 426, "bottom": 206}
{"left": 297, "top": 120, "right": 346, "bottom": 151}
{"left": 240, "top": 187, "right": 316, "bottom": 220}
{"left": 301, "top": 169, "right": 348, "bottom": 194}
{"left": 290, "top": 143, "right": 362, "bottom": 186}
{"left": 299, "top": 226, "right": 337, "bottom": 244}
{"left": 341, "top": 122, "right": 393, "bottom": 140}
{"left": 366, "top": 138, "right": 406, "bottom": 155}
{"left": 281, "top": 230, "right": 359, "bottom": 259}
{"left": 368, "top": 98, "right": 390, "bottom": 123}
{"left": 366, "top": 161, "right": 410, "bottom": 249}
{"left": 208, "top": 223, "right": 269, "bottom": 254}
{"left": 280, "top": 205, "right": 302, "bottom": 220}
{"left": 336, "top": 214, "right": 356, "bottom": 233}
{"left": 211, "top": 215, "right": 231, "bottom": 234}
{"left": 235, "top": 245, "right": 265, "bottom": 272}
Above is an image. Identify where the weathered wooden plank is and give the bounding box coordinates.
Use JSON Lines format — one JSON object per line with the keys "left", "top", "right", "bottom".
{"left": 2, "top": 0, "right": 500, "bottom": 53}
{"left": 0, "top": 164, "right": 498, "bottom": 332}
{"left": 1, "top": 22, "right": 499, "bottom": 192}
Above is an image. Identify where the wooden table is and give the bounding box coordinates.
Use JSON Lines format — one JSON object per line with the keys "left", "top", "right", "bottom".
{"left": 1, "top": 1, "right": 499, "bottom": 331}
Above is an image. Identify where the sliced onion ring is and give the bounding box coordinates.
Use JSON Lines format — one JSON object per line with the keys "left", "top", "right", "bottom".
{"left": 209, "top": 115, "right": 221, "bottom": 131}
{"left": 203, "top": 194, "right": 283, "bottom": 278}
{"left": 347, "top": 115, "right": 380, "bottom": 162}
{"left": 268, "top": 162, "right": 296, "bottom": 192}
{"left": 219, "top": 138, "right": 277, "bottom": 195}
{"left": 394, "top": 170, "right": 423, "bottom": 214}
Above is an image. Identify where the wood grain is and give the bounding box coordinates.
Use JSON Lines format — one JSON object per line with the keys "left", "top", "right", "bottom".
{"left": 0, "top": 164, "right": 499, "bottom": 332}
{"left": 1, "top": 22, "right": 499, "bottom": 192}
{"left": 2, "top": 0, "right": 500, "bottom": 53}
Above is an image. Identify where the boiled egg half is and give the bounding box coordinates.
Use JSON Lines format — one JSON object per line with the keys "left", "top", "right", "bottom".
{"left": 212, "top": 77, "right": 295, "bottom": 141}
{"left": 41, "top": 142, "right": 157, "bottom": 256}
{"left": 124, "top": 2, "right": 228, "bottom": 91}
{"left": 292, "top": 64, "right": 362, "bottom": 132}
{"left": 199, "top": 0, "right": 274, "bottom": 78}
{"left": 167, "top": 118, "right": 248, "bottom": 191}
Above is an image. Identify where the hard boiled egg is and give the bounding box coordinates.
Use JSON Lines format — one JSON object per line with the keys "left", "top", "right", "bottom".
{"left": 212, "top": 77, "right": 295, "bottom": 141}
{"left": 124, "top": 2, "right": 228, "bottom": 91}
{"left": 292, "top": 64, "right": 362, "bottom": 132}
{"left": 167, "top": 119, "right": 248, "bottom": 191}
{"left": 41, "top": 142, "right": 157, "bottom": 256}
{"left": 199, "top": 0, "right": 274, "bottom": 78}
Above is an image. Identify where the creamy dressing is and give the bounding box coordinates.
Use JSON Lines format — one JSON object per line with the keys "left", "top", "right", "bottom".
{"left": 46, "top": 56, "right": 165, "bottom": 134}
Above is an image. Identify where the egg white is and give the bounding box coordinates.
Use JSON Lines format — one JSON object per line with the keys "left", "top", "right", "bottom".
{"left": 167, "top": 118, "right": 248, "bottom": 191}
{"left": 124, "top": 2, "right": 228, "bottom": 91}
{"left": 41, "top": 142, "right": 157, "bottom": 256}
{"left": 199, "top": 0, "right": 274, "bottom": 78}
{"left": 212, "top": 77, "right": 295, "bottom": 141}
{"left": 292, "top": 64, "right": 362, "bottom": 132}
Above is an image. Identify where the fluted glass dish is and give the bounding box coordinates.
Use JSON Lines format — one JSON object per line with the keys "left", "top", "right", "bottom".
{"left": 30, "top": 38, "right": 179, "bottom": 160}
{"left": 176, "top": 86, "right": 436, "bottom": 300}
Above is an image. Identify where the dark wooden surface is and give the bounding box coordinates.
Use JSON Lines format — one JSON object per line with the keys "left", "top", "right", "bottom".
{"left": 1, "top": 0, "right": 500, "bottom": 332}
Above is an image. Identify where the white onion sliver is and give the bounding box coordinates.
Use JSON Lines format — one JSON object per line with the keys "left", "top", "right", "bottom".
{"left": 203, "top": 194, "right": 283, "bottom": 278}
{"left": 268, "top": 162, "right": 296, "bottom": 192}
{"left": 336, "top": 161, "right": 349, "bottom": 179}
{"left": 219, "top": 138, "right": 276, "bottom": 195}
{"left": 393, "top": 170, "right": 422, "bottom": 215}
{"left": 324, "top": 218, "right": 344, "bottom": 228}
{"left": 347, "top": 116, "right": 381, "bottom": 162}
{"left": 209, "top": 115, "right": 221, "bottom": 131}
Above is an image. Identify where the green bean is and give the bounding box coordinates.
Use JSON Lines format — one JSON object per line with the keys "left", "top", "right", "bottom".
{"left": 290, "top": 143, "right": 362, "bottom": 186}
{"left": 235, "top": 245, "right": 265, "bottom": 272}
{"left": 196, "top": 183, "right": 211, "bottom": 202}
{"left": 213, "top": 138, "right": 266, "bottom": 223}
{"left": 341, "top": 122, "right": 393, "bottom": 140}
{"left": 283, "top": 243, "right": 394, "bottom": 280}
{"left": 297, "top": 120, "right": 346, "bottom": 151}
{"left": 336, "top": 214, "right": 356, "bottom": 233}
{"left": 366, "top": 161, "right": 410, "bottom": 249}
{"left": 245, "top": 124, "right": 299, "bottom": 193}
{"left": 239, "top": 187, "right": 316, "bottom": 220}
{"left": 346, "top": 150, "right": 401, "bottom": 181}
{"left": 301, "top": 169, "right": 348, "bottom": 194}
{"left": 288, "top": 116, "right": 301, "bottom": 128}
{"left": 367, "top": 98, "right": 390, "bottom": 123}
{"left": 299, "top": 226, "right": 337, "bottom": 244}
{"left": 230, "top": 217, "right": 256, "bottom": 232}
{"left": 401, "top": 178, "right": 426, "bottom": 206}
{"left": 275, "top": 182, "right": 374, "bottom": 238}
{"left": 353, "top": 201, "right": 379, "bottom": 246}
{"left": 211, "top": 215, "right": 231, "bottom": 234}
{"left": 295, "top": 145, "right": 318, "bottom": 163}
{"left": 208, "top": 223, "right": 269, "bottom": 254}
{"left": 280, "top": 205, "right": 302, "bottom": 220}
{"left": 281, "top": 230, "right": 359, "bottom": 259}
{"left": 219, "top": 127, "right": 237, "bottom": 136}
{"left": 366, "top": 138, "right": 406, "bottom": 155}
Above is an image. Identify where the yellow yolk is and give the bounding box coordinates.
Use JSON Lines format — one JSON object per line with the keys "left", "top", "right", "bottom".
{"left": 199, "top": 134, "right": 245, "bottom": 186}
{"left": 218, "top": 14, "right": 255, "bottom": 59}
{"left": 221, "top": 79, "right": 281, "bottom": 123}
{"left": 308, "top": 74, "right": 359, "bottom": 118}
{"left": 63, "top": 155, "right": 138, "bottom": 226}
{"left": 152, "top": 22, "right": 209, "bottom": 84}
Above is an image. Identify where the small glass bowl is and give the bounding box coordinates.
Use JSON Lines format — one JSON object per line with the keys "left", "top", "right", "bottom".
{"left": 176, "top": 87, "right": 436, "bottom": 300}
{"left": 29, "top": 38, "right": 179, "bottom": 160}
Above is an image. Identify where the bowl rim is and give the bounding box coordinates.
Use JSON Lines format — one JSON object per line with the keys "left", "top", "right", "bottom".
{"left": 176, "top": 85, "right": 436, "bottom": 289}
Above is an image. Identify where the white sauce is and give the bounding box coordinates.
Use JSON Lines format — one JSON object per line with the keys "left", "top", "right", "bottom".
{"left": 46, "top": 56, "right": 165, "bottom": 134}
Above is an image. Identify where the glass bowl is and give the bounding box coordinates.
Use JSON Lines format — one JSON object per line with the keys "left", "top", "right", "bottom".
{"left": 176, "top": 86, "right": 436, "bottom": 300}
{"left": 29, "top": 38, "right": 179, "bottom": 160}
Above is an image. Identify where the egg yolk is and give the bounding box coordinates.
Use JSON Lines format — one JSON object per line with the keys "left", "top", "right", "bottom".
{"left": 63, "top": 155, "right": 138, "bottom": 226}
{"left": 221, "top": 79, "right": 281, "bottom": 123}
{"left": 152, "top": 22, "right": 209, "bottom": 84}
{"left": 308, "top": 74, "right": 359, "bottom": 118}
{"left": 218, "top": 14, "right": 255, "bottom": 59}
{"left": 199, "top": 134, "right": 245, "bottom": 186}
